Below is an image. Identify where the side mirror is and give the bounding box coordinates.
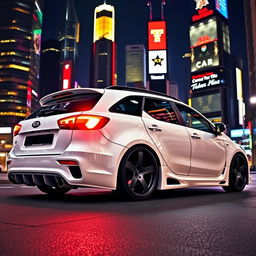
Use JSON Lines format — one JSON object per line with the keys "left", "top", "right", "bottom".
{"left": 215, "top": 122, "right": 226, "bottom": 135}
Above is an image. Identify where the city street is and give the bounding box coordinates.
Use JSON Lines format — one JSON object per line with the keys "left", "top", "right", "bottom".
{"left": 0, "top": 177, "right": 256, "bottom": 256}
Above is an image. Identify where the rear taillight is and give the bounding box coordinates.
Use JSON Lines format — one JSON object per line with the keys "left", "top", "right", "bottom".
{"left": 58, "top": 115, "right": 110, "bottom": 130}
{"left": 13, "top": 124, "right": 22, "bottom": 137}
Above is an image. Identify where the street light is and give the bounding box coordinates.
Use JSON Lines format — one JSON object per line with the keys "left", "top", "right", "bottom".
{"left": 250, "top": 96, "right": 256, "bottom": 104}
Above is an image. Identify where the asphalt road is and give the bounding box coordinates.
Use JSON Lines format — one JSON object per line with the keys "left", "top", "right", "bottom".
{"left": 0, "top": 180, "right": 256, "bottom": 256}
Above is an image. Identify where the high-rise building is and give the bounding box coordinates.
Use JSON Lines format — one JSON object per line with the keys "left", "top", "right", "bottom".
{"left": 40, "top": 39, "right": 60, "bottom": 97}
{"left": 244, "top": 0, "right": 256, "bottom": 100}
{"left": 58, "top": 0, "right": 79, "bottom": 90}
{"left": 147, "top": 1, "right": 169, "bottom": 94}
{"left": 167, "top": 81, "right": 179, "bottom": 99}
{"left": 0, "top": 0, "right": 43, "bottom": 171}
{"left": 244, "top": 0, "right": 256, "bottom": 169}
{"left": 126, "top": 45, "right": 146, "bottom": 88}
{"left": 90, "top": 2, "right": 116, "bottom": 88}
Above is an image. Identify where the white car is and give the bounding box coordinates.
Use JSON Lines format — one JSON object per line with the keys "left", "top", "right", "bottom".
{"left": 7, "top": 86, "right": 249, "bottom": 200}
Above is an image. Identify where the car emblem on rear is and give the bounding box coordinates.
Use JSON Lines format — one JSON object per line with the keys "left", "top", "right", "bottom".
{"left": 32, "top": 121, "right": 41, "bottom": 128}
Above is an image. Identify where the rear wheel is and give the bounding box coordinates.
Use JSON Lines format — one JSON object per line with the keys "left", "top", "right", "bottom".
{"left": 222, "top": 154, "right": 248, "bottom": 192}
{"left": 117, "top": 146, "right": 159, "bottom": 200}
{"left": 37, "top": 185, "right": 70, "bottom": 195}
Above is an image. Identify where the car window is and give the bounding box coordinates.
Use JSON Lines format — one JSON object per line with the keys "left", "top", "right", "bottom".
{"left": 175, "top": 103, "right": 214, "bottom": 133}
{"left": 144, "top": 98, "right": 179, "bottom": 124}
{"left": 26, "top": 93, "right": 102, "bottom": 119}
{"left": 109, "top": 96, "right": 143, "bottom": 116}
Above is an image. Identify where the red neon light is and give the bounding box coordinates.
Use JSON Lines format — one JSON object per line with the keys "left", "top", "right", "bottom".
{"left": 62, "top": 60, "right": 72, "bottom": 90}
{"left": 191, "top": 38, "right": 218, "bottom": 48}
{"left": 192, "top": 72, "right": 214, "bottom": 79}
{"left": 148, "top": 21, "right": 167, "bottom": 50}
{"left": 27, "top": 86, "right": 32, "bottom": 107}
{"left": 112, "top": 42, "right": 116, "bottom": 85}
{"left": 192, "top": 8, "right": 214, "bottom": 22}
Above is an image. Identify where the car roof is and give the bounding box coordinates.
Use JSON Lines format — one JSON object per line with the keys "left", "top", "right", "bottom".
{"left": 40, "top": 86, "right": 181, "bottom": 106}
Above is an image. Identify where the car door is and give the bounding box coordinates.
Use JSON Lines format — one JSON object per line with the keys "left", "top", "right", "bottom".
{"left": 142, "top": 97, "right": 191, "bottom": 176}
{"left": 174, "top": 103, "right": 226, "bottom": 177}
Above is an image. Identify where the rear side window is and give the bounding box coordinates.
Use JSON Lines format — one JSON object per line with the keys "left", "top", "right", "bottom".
{"left": 109, "top": 96, "right": 143, "bottom": 116}
{"left": 26, "top": 93, "right": 102, "bottom": 120}
{"left": 144, "top": 98, "right": 179, "bottom": 124}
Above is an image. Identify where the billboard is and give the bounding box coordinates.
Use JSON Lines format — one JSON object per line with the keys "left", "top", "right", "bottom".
{"left": 148, "top": 21, "right": 167, "bottom": 50}
{"left": 191, "top": 41, "right": 219, "bottom": 72}
{"left": 190, "top": 17, "right": 217, "bottom": 47}
{"left": 148, "top": 50, "right": 167, "bottom": 74}
{"left": 192, "top": 0, "right": 228, "bottom": 22}
{"left": 192, "top": 93, "right": 221, "bottom": 114}
{"left": 62, "top": 60, "right": 73, "bottom": 90}
{"left": 191, "top": 69, "right": 225, "bottom": 90}
{"left": 215, "top": 0, "right": 228, "bottom": 19}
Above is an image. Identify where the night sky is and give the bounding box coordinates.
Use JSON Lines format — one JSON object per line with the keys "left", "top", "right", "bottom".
{"left": 42, "top": 0, "right": 248, "bottom": 101}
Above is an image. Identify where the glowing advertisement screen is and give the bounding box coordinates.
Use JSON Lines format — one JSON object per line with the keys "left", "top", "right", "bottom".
{"left": 62, "top": 61, "right": 73, "bottom": 90}
{"left": 191, "top": 70, "right": 225, "bottom": 91}
{"left": 191, "top": 41, "right": 219, "bottom": 72}
{"left": 148, "top": 50, "right": 167, "bottom": 74}
{"left": 148, "top": 21, "right": 167, "bottom": 50}
{"left": 190, "top": 17, "right": 217, "bottom": 47}
{"left": 33, "top": 29, "right": 41, "bottom": 55}
{"left": 215, "top": 0, "right": 228, "bottom": 19}
{"left": 192, "top": 93, "right": 221, "bottom": 114}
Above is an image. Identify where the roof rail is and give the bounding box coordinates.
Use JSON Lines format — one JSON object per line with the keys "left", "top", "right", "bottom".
{"left": 105, "top": 86, "right": 181, "bottom": 102}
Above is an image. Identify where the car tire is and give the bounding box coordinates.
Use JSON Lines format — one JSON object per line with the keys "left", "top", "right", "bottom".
{"left": 117, "top": 146, "right": 159, "bottom": 200}
{"left": 37, "top": 185, "right": 70, "bottom": 195}
{"left": 222, "top": 154, "right": 248, "bottom": 192}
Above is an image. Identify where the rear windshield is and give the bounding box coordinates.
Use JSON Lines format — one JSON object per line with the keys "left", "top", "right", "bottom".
{"left": 26, "top": 93, "right": 102, "bottom": 120}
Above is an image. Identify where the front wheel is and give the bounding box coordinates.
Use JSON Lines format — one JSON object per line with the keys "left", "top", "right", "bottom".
{"left": 117, "top": 146, "right": 159, "bottom": 200}
{"left": 37, "top": 185, "right": 70, "bottom": 195}
{"left": 222, "top": 154, "right": 248, "bottom": 192}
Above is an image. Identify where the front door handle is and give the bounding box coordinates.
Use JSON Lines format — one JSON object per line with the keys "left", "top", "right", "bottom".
{"left": 191, "top": 133, "right": 201, "bottom": 139}
{"left": 148, "top": 125, "right": 162, "bottom": 132}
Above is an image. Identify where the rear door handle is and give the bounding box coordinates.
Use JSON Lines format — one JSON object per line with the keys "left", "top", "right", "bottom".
{"left": 191, "top": 133, "right": 201, "bottom": 139}
{"left": 148, "top": 125, "right": 162, "bottom": 132}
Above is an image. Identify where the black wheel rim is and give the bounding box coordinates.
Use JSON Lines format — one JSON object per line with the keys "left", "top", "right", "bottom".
{"left": 124, "top": 149, "right": 157, "bottom": 197}
{"left": 231, "top": 155, "right": 247, "bottom": 190}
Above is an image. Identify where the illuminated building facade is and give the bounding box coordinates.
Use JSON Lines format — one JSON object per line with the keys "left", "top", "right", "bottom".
{"left": 90, "top": 2, "right": 116, "bottom": 88}
{"left": 147, "top": 1, "right": 169, "bottom": 94}
{"left": 59, "top": 0, "right": 79, "bottom": 90}
{"left": 40, "top": 39, "right": 60, "bottom": 97}
{"left": 0, "top": 0, "right": 43, "bottom": 171}
{"left": 189, "top": 0, "right": 245, "bottom": 129}
{"left": 126, "top": 45, "right": 146, "bottom": 88}
{"left": 244, "top": 0, "right": 256, "bottom": 168}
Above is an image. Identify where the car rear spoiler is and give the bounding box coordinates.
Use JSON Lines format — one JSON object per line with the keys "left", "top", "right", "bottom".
{"left": 40, "top": 88, "right": 105, "bottom": 106}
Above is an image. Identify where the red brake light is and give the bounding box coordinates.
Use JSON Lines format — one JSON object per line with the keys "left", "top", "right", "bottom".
{"left": 57, "top": 160, "right": 78, "bottom": 165}
{"left": 13, "top": 124, "right": 22, "bottom": 136}
{"left": 58, "top": 115, "right": 110, "bottom": 130}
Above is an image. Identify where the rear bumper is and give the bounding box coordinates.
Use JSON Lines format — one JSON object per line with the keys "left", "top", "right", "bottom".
{"left": 8, "top": 142, "right": 126, "bottom": 190}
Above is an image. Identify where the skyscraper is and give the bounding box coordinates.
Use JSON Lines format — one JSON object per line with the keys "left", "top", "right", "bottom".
{"left": 40, "top": 39, "right": 60, "bottom": 97}
{"left": 0, "top": 0, "right": 43, "bottom": 171}
{"left": 91, "top": 2, "right": 116, "bottom": 88}
{"left": 59, "top": 0, "right": 79, "bottom": 90}
{"left": 244, "top": 0, "right": 256, "bottom": 169}
{"left": 126, "top": 45, "right": 146, "bottom": 88}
